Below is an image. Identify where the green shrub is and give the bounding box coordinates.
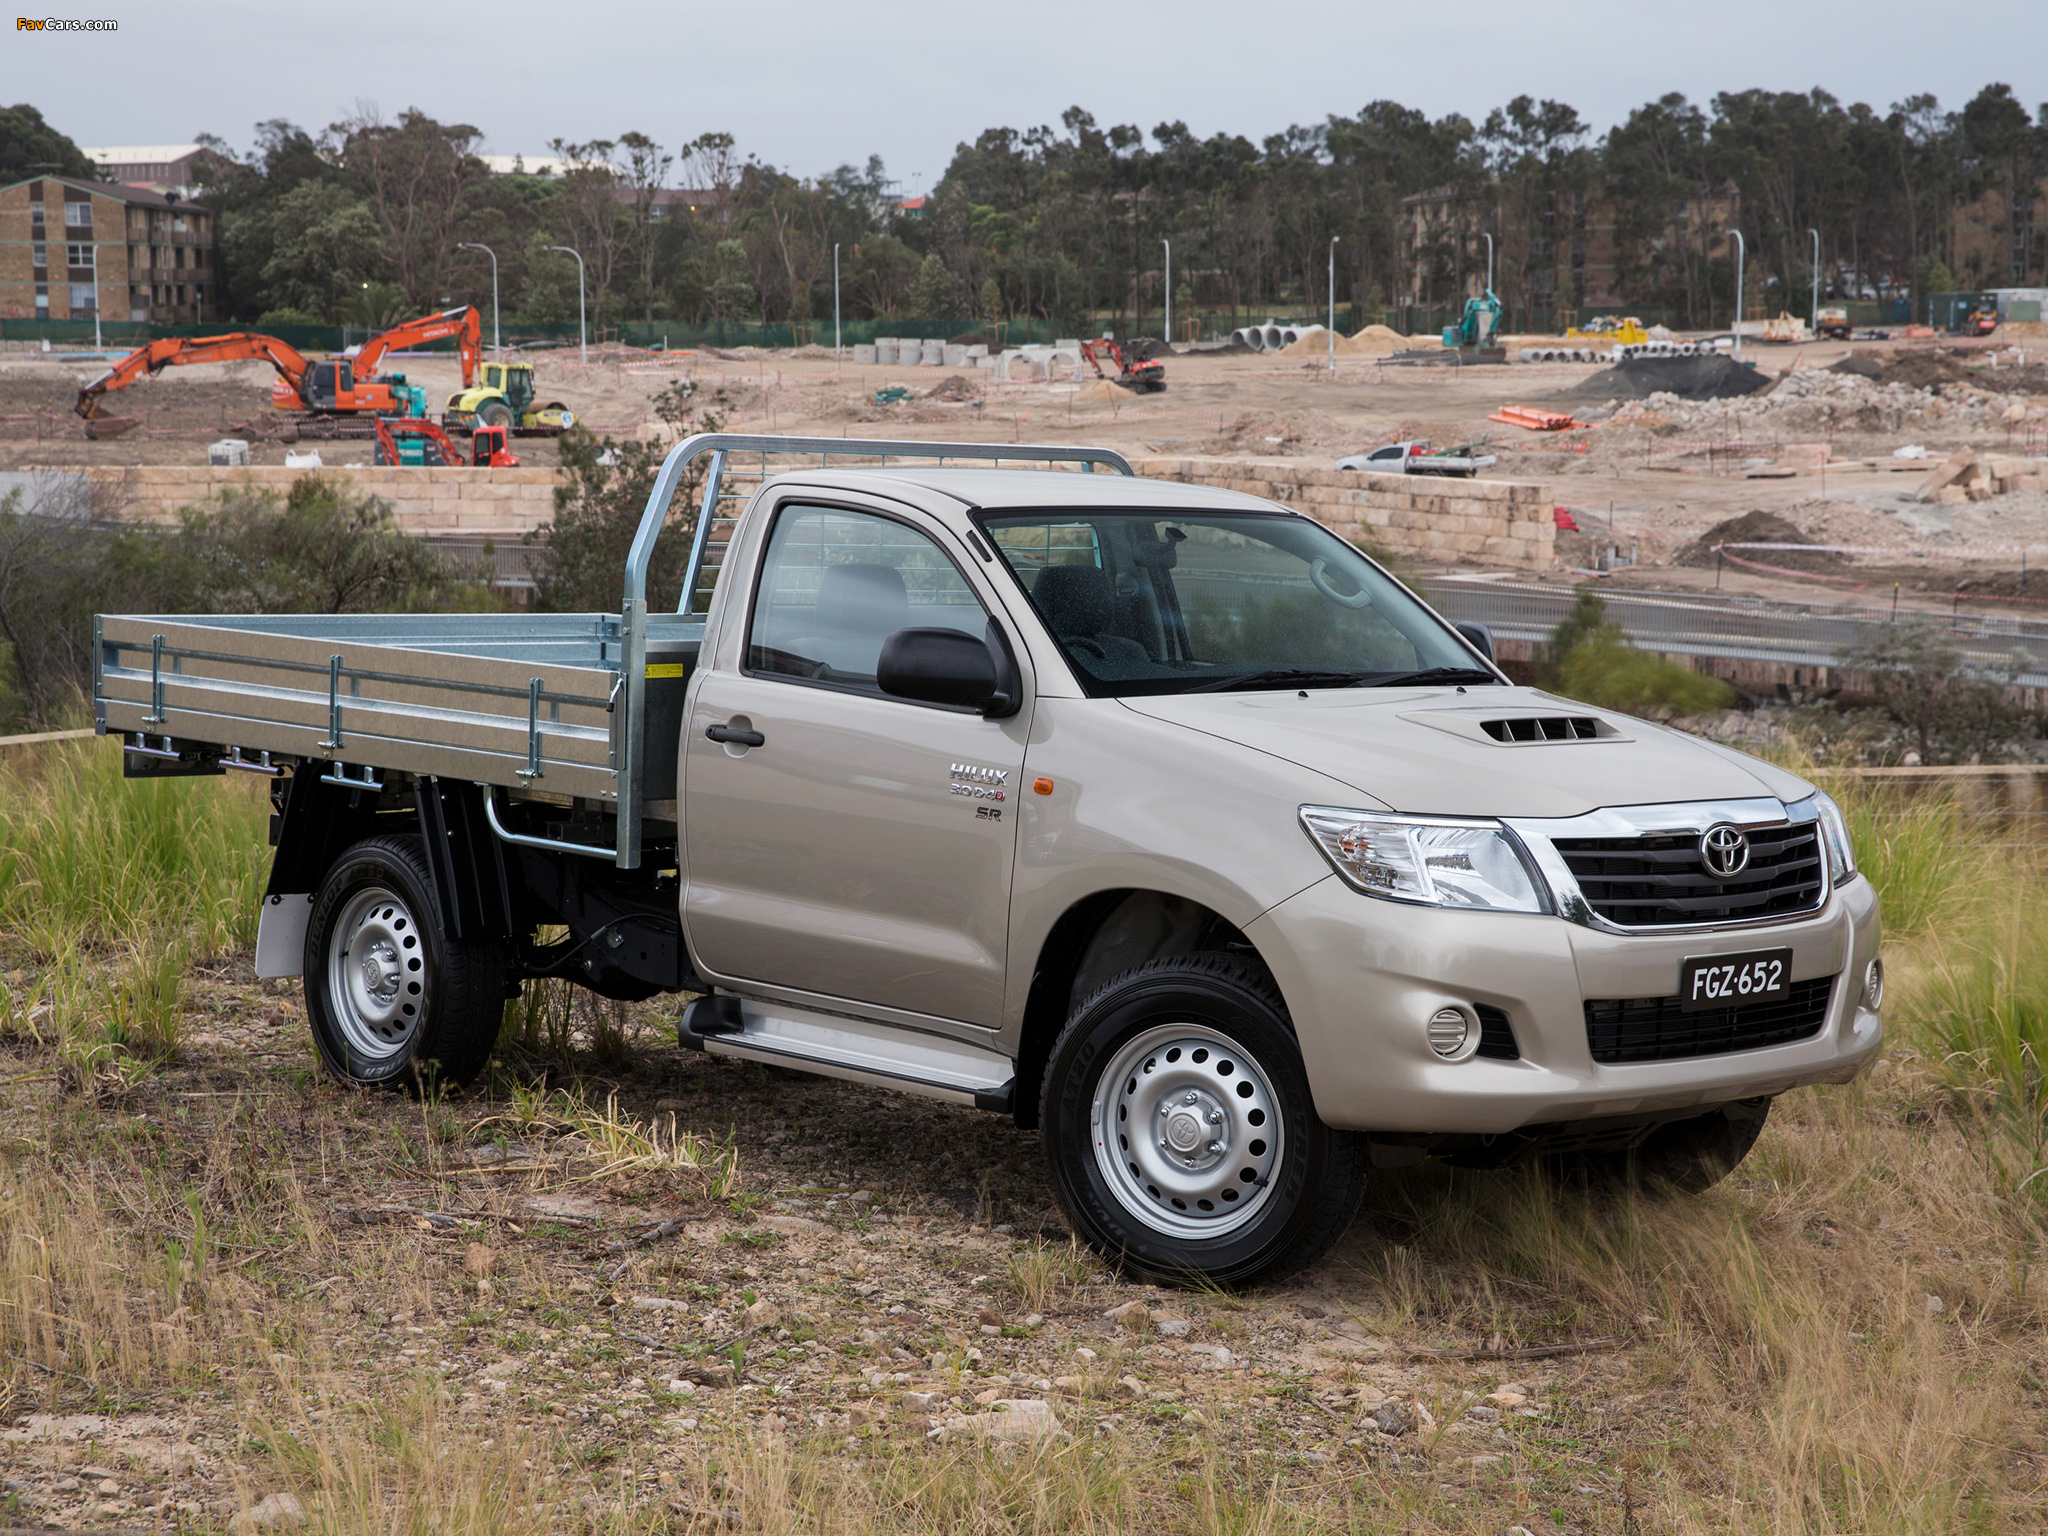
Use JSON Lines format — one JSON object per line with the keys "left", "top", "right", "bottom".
{"left": 1542, "top": 588, "right": 1735, "bottom": 716}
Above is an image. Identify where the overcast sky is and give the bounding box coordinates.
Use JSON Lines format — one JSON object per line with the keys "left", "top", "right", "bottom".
{"left": 20, "top": 0, "right": 2044, "bottom": 189}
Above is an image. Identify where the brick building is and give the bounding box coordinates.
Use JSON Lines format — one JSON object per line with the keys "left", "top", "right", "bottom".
{"left": 0, "top": 175, "right": 216, "bottom": 324}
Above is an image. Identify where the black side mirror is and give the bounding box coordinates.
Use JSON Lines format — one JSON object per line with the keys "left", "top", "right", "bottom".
{"left": 879, "top": 627, "right": 1003, "bottom": 712}
{"left": 1455, "top": 621, "right": 1496, "bottom": 663}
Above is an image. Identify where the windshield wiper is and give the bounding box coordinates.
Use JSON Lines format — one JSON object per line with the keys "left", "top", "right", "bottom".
{"left": 1180, "top": 668, "right": 1376, "bottom": 694}
{"left": 1349, "top": 666, "right": 1501, "bottom": 688}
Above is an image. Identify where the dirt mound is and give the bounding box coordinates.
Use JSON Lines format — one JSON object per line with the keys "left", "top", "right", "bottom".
{"left": 1829, "top": 353, "right": 1884, "bottom": 379}
{"left": 1561, "top": 353, "right": 1770, "bottom": 402}
{"left": 1871, "top": 348, "right": 2048, "bottom": 396}
{"left": 925, "top": 374, "right": 981, "bottom": 401}
{"left": 1675, "top": 510, "right": 1823, "bottom": 569}
{"left": 1878, "top": 350, "right": 1979, "bottom": 389}
{"left": 1277, "top": 324, "right": 1410, "bottom": 359}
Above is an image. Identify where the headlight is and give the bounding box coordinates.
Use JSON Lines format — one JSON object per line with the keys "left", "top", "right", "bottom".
{"left": 1299, "top": 807, "right": 1546, "bottom": 912}
{"left": 1809, "top": 790, "right": 1857, "bottom": 883}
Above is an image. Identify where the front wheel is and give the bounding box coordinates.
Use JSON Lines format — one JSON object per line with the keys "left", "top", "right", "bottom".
{"left": 1039, "top": 953, "right": 1367, "bottom": 1287}
{"left": 303, "top": 835, "right": 509, "bottom": 1089}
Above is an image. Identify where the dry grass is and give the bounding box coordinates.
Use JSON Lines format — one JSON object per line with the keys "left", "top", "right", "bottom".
{"left": 482, "top": 1081, "right": 741, "bottom": 1194}
{"left": 0, "top": 739, "right": 2044, "bottom": 1533}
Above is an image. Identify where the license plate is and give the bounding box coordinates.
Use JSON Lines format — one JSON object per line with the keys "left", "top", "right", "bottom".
{"left": 1680, "top": 949, "right": 1792, "bottom": 1012}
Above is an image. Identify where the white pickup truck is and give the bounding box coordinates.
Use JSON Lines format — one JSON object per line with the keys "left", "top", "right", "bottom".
{"left": 95, "top": 434, "right": 1881, "bottom": 1285}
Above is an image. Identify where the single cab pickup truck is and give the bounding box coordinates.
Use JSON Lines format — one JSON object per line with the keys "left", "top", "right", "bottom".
{"left": 95, "top": 434, "right": 1882, "bottom": 1284}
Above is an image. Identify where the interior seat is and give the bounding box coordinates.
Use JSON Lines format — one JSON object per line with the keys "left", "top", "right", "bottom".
{"left": 1029, "top": 564, "right": 1149, "bottom": 668}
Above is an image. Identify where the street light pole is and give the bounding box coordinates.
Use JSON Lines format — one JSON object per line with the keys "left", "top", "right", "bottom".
{"left": 833, "top": 242, "right": 842, "bottom": 356}
{"left": 1808, "top": 227, "right": 1820, "bottom": 338}
{"left": 1727, "top": 228, "right": 1746, "bottom": 362}
{"left": 1328, "top": 236, "right": 1339, "bottom": 372}
{"left": 89, "top": 237, "right": 101, "bottom": 353}
{"left": 1162, "top": 239, "right": 1171, "bottom": 346}
{"left": 547, "top": 245, "right": 586, "bottom": 364}
{"left": 459, "top": 242, "right": 500, "bottom": 357}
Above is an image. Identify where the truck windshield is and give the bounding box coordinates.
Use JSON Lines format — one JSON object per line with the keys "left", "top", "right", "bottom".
{"left": 979, "top": 510, "right": 1489, "bottom": 696}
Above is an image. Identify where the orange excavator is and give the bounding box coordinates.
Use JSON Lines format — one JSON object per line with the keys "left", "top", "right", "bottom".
{"left": 74, "top": 306, "right": 483, "bottom": 436}
{"left": 265, "top": 304, "right": 480, "bottom": 415}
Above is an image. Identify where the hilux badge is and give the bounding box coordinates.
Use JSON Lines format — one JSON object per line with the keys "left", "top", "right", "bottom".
{"left": 950, "top": 762, "right": 1007, "bottom": 801}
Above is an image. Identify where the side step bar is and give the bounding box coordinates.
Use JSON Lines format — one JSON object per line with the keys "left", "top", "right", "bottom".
{"left": 680, "top": 995, "right": 1014, "bottom": 1113}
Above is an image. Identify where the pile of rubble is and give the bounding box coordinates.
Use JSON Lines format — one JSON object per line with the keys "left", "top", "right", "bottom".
{"left": 1915, "top": 446, "right": 2048, "bottom": 503}
{"left": 1605, "top": 366, "right": 2043, "bottom": 436}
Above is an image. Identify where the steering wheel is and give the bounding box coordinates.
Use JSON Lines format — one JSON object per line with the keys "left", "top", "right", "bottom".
{"left": 1310, "top": 559, "right": 1373, "bottom": 610}
{"left": 1066, "top": 636, "right": 1109, "bottom": 660}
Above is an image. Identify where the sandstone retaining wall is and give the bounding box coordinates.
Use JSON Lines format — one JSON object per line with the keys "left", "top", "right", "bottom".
{"left": 1137, "top": 457, "right": 1554, "bottom": 571}
{"left": 79, "top": 465, "right": 562, "bottom": 538}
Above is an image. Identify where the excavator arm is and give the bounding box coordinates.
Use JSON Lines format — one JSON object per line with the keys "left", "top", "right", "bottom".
{"left": 352, "top": 306, "right": 482, "bottom": 388}
{"left": 76, "top": 333, "right": 314, "bottom": 419}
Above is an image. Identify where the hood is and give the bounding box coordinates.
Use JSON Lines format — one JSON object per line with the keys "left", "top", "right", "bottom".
{"left": 1120, "top": 685, "right": 1813, "bottom": 820}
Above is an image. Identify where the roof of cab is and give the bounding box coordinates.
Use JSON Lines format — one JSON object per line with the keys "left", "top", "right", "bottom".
{"left": 758, "top": 465, "right": 1287, "bottom": 514}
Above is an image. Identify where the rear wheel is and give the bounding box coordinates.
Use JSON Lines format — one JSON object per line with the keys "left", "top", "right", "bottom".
{"left": 1039, "top": 953, "right": 1367, "bottom": 1287}
{"left": 303, "top": 834, "right": 508, "bottom": 1090}
{"left": 477, "top": 400, "right": 514, "bottom": 431}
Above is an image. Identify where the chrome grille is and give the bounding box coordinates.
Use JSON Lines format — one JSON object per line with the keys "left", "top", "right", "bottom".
{"left": 1551, "top": 822, "right": 1824, "bottom": 928}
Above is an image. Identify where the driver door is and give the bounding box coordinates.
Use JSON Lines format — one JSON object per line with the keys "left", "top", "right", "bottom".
{"left": 682, "top": 501, "right": 1029, "bottom": 1031}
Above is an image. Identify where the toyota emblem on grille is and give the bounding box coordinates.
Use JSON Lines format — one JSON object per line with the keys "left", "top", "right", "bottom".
{"left": 1700, "top": 823, "right": 1751, "bottom": 878}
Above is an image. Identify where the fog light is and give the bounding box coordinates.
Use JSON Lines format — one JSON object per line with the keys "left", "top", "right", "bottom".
{"left": 1863, "top": 957, "right": 1885, "bottom": 1010}
{"left": 1427, "top": 1007, "right": 1473, "bottom": 1058}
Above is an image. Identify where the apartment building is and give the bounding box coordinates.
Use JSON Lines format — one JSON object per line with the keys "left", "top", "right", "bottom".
{"left": 0, "top": 175, "right": 216, "bottom": 324}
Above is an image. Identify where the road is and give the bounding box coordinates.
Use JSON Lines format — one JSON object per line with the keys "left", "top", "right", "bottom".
{"left": 1423, "top": 577, "right": 2048, "bottom": 689}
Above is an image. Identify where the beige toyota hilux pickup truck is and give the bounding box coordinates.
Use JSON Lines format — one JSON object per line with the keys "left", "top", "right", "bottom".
{"left": 95, "top": 435, "right": 1881, "bottom": 1284}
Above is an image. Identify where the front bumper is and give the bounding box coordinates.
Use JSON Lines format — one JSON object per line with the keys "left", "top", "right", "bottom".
{"left": 1249, "top": 872, "right": 1882, "bottom": 1135}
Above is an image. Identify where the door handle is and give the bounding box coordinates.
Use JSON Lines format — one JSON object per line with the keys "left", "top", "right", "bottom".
{"left": 706, "top": 723, "right": 765, "bottom": 747}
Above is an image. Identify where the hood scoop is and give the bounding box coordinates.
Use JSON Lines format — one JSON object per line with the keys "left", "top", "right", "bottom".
{"left": 1400, "top": 707, "right": 1629, "bottom": 746}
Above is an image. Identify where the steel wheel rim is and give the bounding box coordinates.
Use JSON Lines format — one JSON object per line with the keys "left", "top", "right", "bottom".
{"left": 1090, "top": 1022, "right": 1284, "bottom": 1240}
{"left": 326, "top": 885, "right": 427, "bottom": 1063}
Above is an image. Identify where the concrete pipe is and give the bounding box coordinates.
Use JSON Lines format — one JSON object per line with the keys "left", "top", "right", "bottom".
{"left": 875, "top": 338, "right": 900, "bottom": 365}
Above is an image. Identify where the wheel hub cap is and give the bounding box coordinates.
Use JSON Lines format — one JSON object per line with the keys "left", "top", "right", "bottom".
{"left": 1091, "top": 1023, "right": 1284, "bottom": 1241}
{"left": 327, "top": 886, "right": 426, "bottom": 1063}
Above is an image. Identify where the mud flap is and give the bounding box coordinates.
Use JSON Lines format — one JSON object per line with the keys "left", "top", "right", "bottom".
{"left": 255, "top": 891, "right": 314, "bottom": 977}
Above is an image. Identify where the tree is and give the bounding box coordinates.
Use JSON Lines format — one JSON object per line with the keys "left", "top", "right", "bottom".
{"left": 0, "top": 103, "right": 98, "bottom": 182}
{"left": 549, "top": 138, "right": 633, "bottom": 323}
{"left": 908, "top": 253, "right": 957, "bottom": 318}
{"left": 337, "top": 108, "right": 485, "bottom": 311}
{"left": 1542, "top": 589, "right": 1734, "bottom": 717}
{"left": 1839, "top": 620, "right": 2037, "bottom": 764}
{"left": 529, "top": 409, "right": 722, "bottom": 614}
{"left": 197, "top": 120, "right": 358, "bottom": 320}
{"left": 618, "top": 131, "right": 674, "bottom": 321}
{"left": 256, "top": 181, "right": 385, "bottom": 320}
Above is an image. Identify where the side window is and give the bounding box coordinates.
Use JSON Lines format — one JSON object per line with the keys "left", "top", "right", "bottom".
{"left": 749, "top": 505, "right": 986, "bottom": 693}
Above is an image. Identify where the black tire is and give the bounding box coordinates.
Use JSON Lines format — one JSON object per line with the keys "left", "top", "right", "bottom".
{"left": 1552, "top": 1097, "right": 1771, "bottom": 1193}
{"left": 477, "top": 400, "right": 515, "bottom": 431}
{"left": 1039, "top": 952, "right": 1367, "bottom": 1288}
{"left": 303, "top": 834, "right": 509, "bottom": 1090}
